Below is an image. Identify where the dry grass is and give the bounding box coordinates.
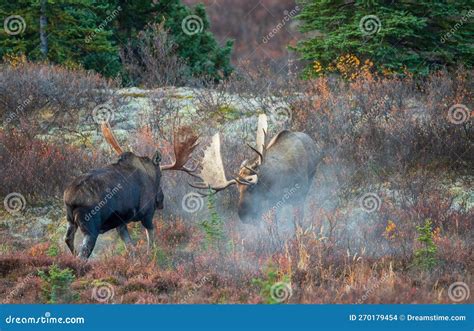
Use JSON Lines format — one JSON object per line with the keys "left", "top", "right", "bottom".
{"left": 0, "top": 200, "right": 472, "bottom": 304}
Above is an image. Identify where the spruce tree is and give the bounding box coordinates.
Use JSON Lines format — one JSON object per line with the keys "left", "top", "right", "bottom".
{"left": 294, "top": 0, "right": 473, "bottom": 77}
{"left": 154, "top": 0, "right": 233, "bottom": 81}
{"left": 1, "top": 0, "right": 233, "bottom": 81}
{"left": 0, "top": 0, "right": 121, "bottom": 77}
{"left": 117, "top": 0, "right": 233, "bottom": 81}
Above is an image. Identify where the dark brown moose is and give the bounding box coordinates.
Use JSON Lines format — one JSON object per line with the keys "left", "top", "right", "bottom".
{"left": 64, "top": 123, "right": 198, "bottom": 259}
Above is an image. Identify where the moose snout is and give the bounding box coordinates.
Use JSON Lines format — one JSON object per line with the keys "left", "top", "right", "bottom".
{"left": 238, "top": 209, "right": 254, "bottom": 224}
{"left": 237, "top": 201, "right": 261, "bottom": 224}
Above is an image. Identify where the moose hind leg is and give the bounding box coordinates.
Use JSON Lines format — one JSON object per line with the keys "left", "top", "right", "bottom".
{"left": 65, "top": 222, "right": 77, "bottom": 255}
{"left": 78, "top": 234, "right": 98, "bottom": 259}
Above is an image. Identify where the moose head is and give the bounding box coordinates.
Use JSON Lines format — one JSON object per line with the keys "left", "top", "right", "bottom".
{"left": 190, "top": 114, "right": 319, "bottom": 224}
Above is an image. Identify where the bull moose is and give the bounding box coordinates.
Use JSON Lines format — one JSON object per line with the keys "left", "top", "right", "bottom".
{"left": 191, "top": 114, "right": 320, "bottom": 223}
{"left": 63, "top": 123, "right": 198, "bottom": 259}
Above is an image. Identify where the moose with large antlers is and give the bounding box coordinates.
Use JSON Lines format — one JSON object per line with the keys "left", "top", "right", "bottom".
{"left": 191, "top": 114, "right": 320, "bottom": 223}
{"left": 63, "top": 123, "right": 198, "bottom": 259}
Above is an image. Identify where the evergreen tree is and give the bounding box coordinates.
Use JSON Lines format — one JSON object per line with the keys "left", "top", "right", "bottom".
{"left": 0, "top": 0, "right": 121, "bottom": 77}
{"left": 1, "top": 0, "right": 233, "bottom": 81}
{"left": 294, "top": 0, "right": 473, "bottom": 77}
{"left": 154, "top": 0, "right": 233, "bottom": 80}
{"left": 113, "top": 0, "right": 233, "bottom": 81}
{"left": 112, "top": 0, "right": 157, "bottom": 43}
{"left": 157, "top": 0, "right": 233, "bottom": 79}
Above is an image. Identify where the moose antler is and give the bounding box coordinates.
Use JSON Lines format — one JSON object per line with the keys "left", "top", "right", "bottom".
{"left": 101, "top": 122, "right": 198, "bottom": 174}
{"left": 101, "top": 122, "right": 124, "bottom": 155}
{"left": 246, "top": 113, "right": 267, "bottom": 164}
{"left": 160, "top": 126, "right": 199, "bottom": 175}
{"left": 256, "top": 113, "right": 267, "bottom": 155}
{"left": 189, "top": 114, "right": 267, "bottom": 193}
{"left": 189, "top": 133, "right": 238, "bottom": 193}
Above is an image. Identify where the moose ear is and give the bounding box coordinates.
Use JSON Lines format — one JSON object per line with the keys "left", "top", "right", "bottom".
{"left": 152, "top": 150, "right": 162, "bottom": 165}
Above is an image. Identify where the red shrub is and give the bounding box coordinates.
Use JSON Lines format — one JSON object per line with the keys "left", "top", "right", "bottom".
{"left": 0, "top": 128, "right": 103, "bottom": 201}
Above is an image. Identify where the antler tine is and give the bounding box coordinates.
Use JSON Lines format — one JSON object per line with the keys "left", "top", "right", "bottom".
{"left": 188, "top": 181, "right": 208, "bottom": 190}
{"left": 234, "top": 176, "right": 252, "bottom": 186}
{"left": 246, "top": 143, "right": 264, "bottom": 162}
{"left": 181, "top": 164, "right": 200, "bottom": 178}
{"left": 100, "top": 122, "right": 124, "bottom": 155}
{"left": 187, "top": 181, "right": 212, "bottom": 196}
{"left": 262, "top": 128, "right": 267, "bottom": 152}
{"left": 188, "top": 180, "right": 236, "bottom": 195}
{"left": 256, "top": 113, "right": 267, "bottom": 155}
{"left": 244, "top": 166, "right": 258, "bottom": 175}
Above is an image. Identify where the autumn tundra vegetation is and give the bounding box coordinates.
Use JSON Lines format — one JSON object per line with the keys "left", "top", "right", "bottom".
{"left": 0, "top": 0, "right": 472, "bottom": 304}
